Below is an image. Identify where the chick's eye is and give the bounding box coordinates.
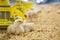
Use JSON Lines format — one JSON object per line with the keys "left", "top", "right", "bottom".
{"left": 19, "top": 21, "right": 21, "bottom": 22}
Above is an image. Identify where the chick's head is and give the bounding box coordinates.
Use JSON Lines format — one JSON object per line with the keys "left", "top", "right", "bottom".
{"left": 14, "top": 19, "right": 23, "bottom": 25}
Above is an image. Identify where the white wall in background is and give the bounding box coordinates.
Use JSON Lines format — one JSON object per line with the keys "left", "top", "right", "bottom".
{"left": 36, "top": 0, "right": 44, "bottom": 3}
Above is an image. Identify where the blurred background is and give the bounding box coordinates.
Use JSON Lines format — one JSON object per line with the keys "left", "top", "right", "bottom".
{"left": 31, "top": 0, "right": 60, "bottom": 4}
{"left": 9, "top": 0, "right": 60, "bottom": 5}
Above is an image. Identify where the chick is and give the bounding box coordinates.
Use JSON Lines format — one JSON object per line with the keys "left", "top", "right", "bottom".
{"left": 7, "top": 18, "right": 24, "bottom": 35}
{"left": 15, "top": 25, "right": 25, "bottom": 35}
{"left": 22, "top": 22, "right": 35, "bottom": 32}
{"left": 24, "top": 6, "right": 40, "bottom": 22}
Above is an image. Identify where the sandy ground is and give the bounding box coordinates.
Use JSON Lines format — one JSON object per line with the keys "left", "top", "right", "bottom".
{"left": 0, "top": 3, "right": 60, "bottom": 40}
